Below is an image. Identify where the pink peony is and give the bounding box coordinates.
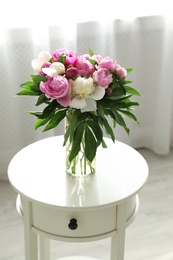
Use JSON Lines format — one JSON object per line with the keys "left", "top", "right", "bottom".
{"left": 93, "top": 68, "right": 112, "bottom": 89}
{"left": 91, "top": 54, "right": 103, "bottom": 64}
{"left": 98, "top": 56, "right": 117, "bottom": 71}
{"left": 40, "top": 76, "right": 70, "bottom": 107}
{"left": 52, "top": 48, "right": 77, "bottom": 67}
{"left": 116, "top": 66, "right": 127, "bottom": 78}
{"left": 74, "top": 56, "right": 95, "bottom": 77}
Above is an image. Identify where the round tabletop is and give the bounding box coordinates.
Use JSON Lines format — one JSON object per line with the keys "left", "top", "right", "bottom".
{"left": 8, "top": 136, "right": 148, "bottom": 209}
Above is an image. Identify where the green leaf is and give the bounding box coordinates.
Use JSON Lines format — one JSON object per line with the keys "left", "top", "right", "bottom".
{"left": 118, "top": 81, "right": 126, "bottom": 95}
{"left": 87, "top": 57, "right": 97, "bottom": 65}
{"left": 88, "top": 48, "right": 94, "bottom": 56}
{"left": 113, "top": 110, "right": 130, "bottom": 135}
{"left": 30, "top": 84, "right": 41, "bottom": 93}
{"left": 69, "top": 122, "right": 85, "bottom": 162}
{"left": 117, "top": 109, "right": 138, "bottom": 122}
{"left": 105, "top": 94, "right": 132, "bottom": 101}
{"left": 43, "top": 109, "right": 67, "bottom": 132}
{"left": 64, "top": 110, "right": 80, "bottom": 145}
{"left": 84, "top": 126, "right": 97, "bottom": 162}
{"left": 97, "top": 102, "right": 105, "bottom": 118}
{"left": 58, "top": 53, "right": 66, "bottom": 65}
{"left": 87, "top": 120, "right": 103, "bottom": 144}
{"left": 36, "top": 94, "right": 50, "bottom": 106}
{"left": 125, "top": 86, "right": 141, "bottom": 96}
{"left": 19, "top": 81, "right": 35, "bottom": 89}
{"left": 28, "top": 111, "right": 42, "bottom": 117}
{"left": 39, "top": 100, "right": 60, "bottom": 119}
{"left": 99, "top": 117, "right": 115, "bottom": 142}
{"left": 30, "top": 74, "right": 47, "bottom": 84}
{"left": 17, "top": 81, "right": 41, "bottom": 96}
{"left": 35, "top": 114, "right": 54, "bottom": 130}
{"left": 106, "top": 109, "right": 116, "bottom": 122}
{"left": 109, "top": 80, "right": 119, "bottom": 89}
{"left": 124, "top": 80, "right": 133, "bottom": 84}
{"left": 17, "top": 88, "right": 40, "bottom": 96}
{"left": 109, "top": 80, "right": 126, "bottom": 96}
{"left": 126, "top": 68, "right": 133, "bottom": 73}
{"left": 114, "top": 101, "right": 140, "bottom": 109}
{"left": 101, "top": 139, "right": 107, "bottom": 148}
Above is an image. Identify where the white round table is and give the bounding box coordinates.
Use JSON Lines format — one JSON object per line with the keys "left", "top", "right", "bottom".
{"left": 8, "top": 136, "right": 148, "bottom": 260}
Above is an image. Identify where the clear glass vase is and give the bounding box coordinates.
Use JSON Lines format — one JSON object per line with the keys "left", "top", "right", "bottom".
{"left": 65, "top": 112, "right": 96, "bottom": 177}
{"left": 65, "top": 137, "right": 96, "bottom": 176}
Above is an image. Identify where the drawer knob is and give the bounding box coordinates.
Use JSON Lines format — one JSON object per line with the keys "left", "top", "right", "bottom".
{"left": 68, "top": 218, "right": 78, "bottom": 230}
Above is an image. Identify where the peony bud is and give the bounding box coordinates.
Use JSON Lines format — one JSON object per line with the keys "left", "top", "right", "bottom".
{"left": 66, "top": 67, "right": 78, "bottom": 79}
{"left": 106, "top": 87, "right": 112, "bottom": 96}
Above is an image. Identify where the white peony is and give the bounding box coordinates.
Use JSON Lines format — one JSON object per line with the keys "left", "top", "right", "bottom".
{"left": 70, "top": 77, "right": 105, "bottom": 112}
{"left": 31, "top": 51, "right": 52, "bottom": 73}
{"left": 42, "top": 62, "right": 65, "bottom": 76}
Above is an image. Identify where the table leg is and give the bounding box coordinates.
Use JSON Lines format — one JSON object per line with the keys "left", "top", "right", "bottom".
{"left": 111, "top": 203, "right": 126, "bottom": 260}
{"left": 39, "top": 235, "right": 51, "bottom": 260}
{"left": 22, "top": 198, "right": 38, "bottom": 260}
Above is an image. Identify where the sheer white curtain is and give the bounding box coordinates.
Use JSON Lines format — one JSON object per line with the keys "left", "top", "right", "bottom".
{"left": 0, "top": 0, "right": 173, "bottom": 179}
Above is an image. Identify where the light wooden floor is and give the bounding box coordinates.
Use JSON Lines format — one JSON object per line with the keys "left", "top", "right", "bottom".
{"left": 0, "top": 148, "right": 173, "bottom": 260}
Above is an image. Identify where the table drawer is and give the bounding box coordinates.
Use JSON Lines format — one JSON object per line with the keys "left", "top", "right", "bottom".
{"left": 33, "top": 205, "right": 116, "bottom": 237}
{"left": 19, "top": 196, "right": 137, "bottom": 238}
{"left": 17, "top": 196, "right": 137, "bottom": 238}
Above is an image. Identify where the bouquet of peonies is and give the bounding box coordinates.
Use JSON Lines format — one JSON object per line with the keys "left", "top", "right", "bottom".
{"left": 17, "top": 48, "right": 140, "bottom": 174}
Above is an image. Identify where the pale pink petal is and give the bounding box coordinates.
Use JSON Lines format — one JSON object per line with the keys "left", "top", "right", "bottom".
{"left": 42, "top": 62, "right": 65, "bottom": 76}
{"left": 81, "top": 98, "right": 97, "bottom": 112}
{"left": 50, "top": 62, "right": 65, "bottom": 74}
{"left": 31, "top": 51, "right": 52, "bottom": 73}
{"left": 70, "top": 97, "right": 86, "bottom": 109}
{"left": 90, "top": 86, "right": 105, "bottom": 100}
{"left": 57, "top": 93, "right": 70, "bottom": 107}
{"left": 31, "top": 58, "right": 44, "bottom": 73}
{"left": 38, "top": 51, "right": 52, "bottom": 60}
{"left": 42, "top": 67, "right": 58, "bottom": 76}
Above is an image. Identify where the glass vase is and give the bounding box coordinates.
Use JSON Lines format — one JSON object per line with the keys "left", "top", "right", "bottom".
{"left": 66, "top": 137, "right": 96, "bottom": 176}
{"left": 65, "top": 112, "right": 96, "bottom": 177}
